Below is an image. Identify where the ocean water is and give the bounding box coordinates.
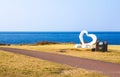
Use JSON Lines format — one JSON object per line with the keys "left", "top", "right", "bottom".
{"left": 0, "top": 32, "right": 119, "bottom": 45}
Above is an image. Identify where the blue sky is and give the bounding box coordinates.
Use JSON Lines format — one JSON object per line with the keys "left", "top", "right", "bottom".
{"left": 0, "top": 0, "right": 120, "bottom": 31}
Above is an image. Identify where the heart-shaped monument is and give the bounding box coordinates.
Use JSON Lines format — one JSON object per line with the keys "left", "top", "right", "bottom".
{"left": 75, "top": 30, "right": 97, "bottom": 48}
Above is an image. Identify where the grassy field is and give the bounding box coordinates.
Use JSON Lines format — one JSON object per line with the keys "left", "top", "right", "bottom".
{"left": 4, "top": 44, "right": 120, "bottom": 64}
{"left": 0, "top": 50, "right": 108, "bottom": 77}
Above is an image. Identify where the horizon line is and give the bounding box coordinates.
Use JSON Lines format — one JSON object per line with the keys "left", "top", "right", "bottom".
{"left": 0, "top": 31, "right": 119, "bottom": 32}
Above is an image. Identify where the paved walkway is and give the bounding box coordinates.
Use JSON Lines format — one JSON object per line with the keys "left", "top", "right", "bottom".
{"left": 0, "top": 47, "right": 120, "bottom": 77}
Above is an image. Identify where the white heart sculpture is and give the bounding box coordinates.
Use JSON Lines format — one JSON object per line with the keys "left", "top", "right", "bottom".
{"left": 75, "top": 30, "right": 97, "bottom": 48}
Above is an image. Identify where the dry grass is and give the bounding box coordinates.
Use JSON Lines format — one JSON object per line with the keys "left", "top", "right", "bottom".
{"left": 0, "top": 50, "right": 108, "bottom": 77}
{"left": 4, "top": 44, "right": 120, "bottom": 64}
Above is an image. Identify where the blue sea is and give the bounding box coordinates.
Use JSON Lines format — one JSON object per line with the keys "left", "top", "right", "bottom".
{"left": 0, "top": 32, "right": 119, "bottom": 45}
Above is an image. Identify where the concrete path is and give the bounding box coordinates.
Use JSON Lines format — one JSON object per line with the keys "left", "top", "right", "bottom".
{"left": 0, "top": 47, "right": 120, "bottom": 77}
